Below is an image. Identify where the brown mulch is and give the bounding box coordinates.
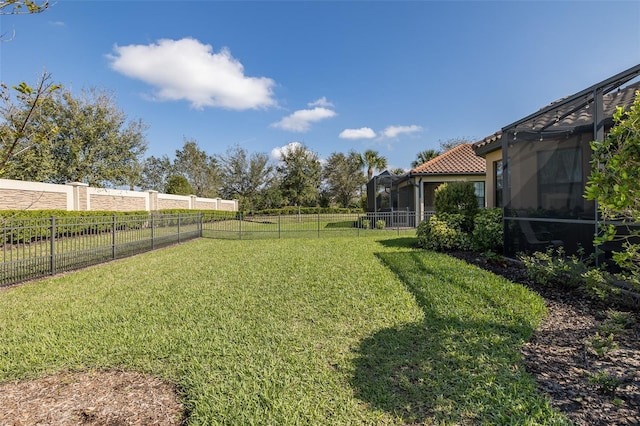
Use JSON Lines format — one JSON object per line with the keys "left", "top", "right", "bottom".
{"left": 0, "top": 370, "right": 184, "bottom": 425}
{"left": 451, "top": 251, "right": 640, "bottom": 426}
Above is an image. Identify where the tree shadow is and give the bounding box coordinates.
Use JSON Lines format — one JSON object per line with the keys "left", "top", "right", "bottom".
{"left": 350, "top": 250, "right": 556, "bottom": 424}
{"left": 375, "top": 237, "right": 418, "bottom": 249}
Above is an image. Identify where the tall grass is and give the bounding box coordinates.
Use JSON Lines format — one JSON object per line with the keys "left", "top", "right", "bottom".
{"left": 0, "top": 236, "right": 568, "bottom": 424}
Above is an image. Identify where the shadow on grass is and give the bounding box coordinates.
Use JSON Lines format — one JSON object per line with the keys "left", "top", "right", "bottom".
{"left": 375, "top": 237, "right": 418, "bottom": 249}
{"left": 350, "top": 250, "right": 560, "bottom": 424}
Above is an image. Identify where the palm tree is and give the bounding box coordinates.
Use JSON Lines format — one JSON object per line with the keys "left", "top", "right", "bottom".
{"left": 362, "top": 149, "right": 387, "bottom": 181}
{"left": 411, "top": 149, "right": 440, "bottom": 168}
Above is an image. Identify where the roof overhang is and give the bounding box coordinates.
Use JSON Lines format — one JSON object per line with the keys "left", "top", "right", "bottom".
{"left": 502, "top": 63, "right": 640, "bottom": 132}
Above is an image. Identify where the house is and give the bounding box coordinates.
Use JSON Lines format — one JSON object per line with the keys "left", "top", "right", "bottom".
{"left": 367, "top": 143, "right": 486, "bottom": 226}
{"left": 473, "top": 63, "right": 640, "bottom": 260}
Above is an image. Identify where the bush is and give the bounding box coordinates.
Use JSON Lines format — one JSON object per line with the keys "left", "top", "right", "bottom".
{"left": 361, "top": 219, "right": 371, "bottom": 229}
{"left": 519, "top": 246, "right": 592, "bottom": 288}
{"left": 375, "top": 220, "right": 386, "bottom": 230}
{"left": 416, "top": 213, "right": 470, "bottom": 251}
{"left": 585, "top": 92, "right": 640, "bottom": 293}
{"left": 434, "top": 182, "right": 478, "bottom": 232}
{"left": 471, "top": 208, "right": 503, "bottom": 253}
{"left": 582, "top": 269, "right": 618, "bottom": 301}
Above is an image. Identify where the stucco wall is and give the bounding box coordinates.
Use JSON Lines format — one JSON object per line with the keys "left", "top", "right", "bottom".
{"left": 0, "top": 178, "right": 237, "bottom": 212}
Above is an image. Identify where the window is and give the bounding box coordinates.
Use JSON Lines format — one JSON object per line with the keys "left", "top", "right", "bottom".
{"left": 474, "top": 181, "right": 485, "bottom": 208}
{"left": 494, "top": 160, "right": 503, "bottom": 207}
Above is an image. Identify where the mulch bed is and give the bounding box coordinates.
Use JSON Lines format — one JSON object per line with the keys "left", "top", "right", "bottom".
{"left": 0, "top": 370, "right": 184, "bottom": 425}
{"left": 451, "top": 251, "right": 640, "bottom": 426}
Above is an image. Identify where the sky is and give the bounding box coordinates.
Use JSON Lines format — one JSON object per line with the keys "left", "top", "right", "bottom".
{"left": 1, "top": 0, "right": 640, "bottom": 172}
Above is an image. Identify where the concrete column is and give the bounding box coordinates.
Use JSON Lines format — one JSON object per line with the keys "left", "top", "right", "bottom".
{"left": 148, "top": 190, "right": 158, "bottom": 211}
{"left": 66, "top": 182, "right": 89, "bottom": 211}
{"left": 190, "top": 195, "right": 197, "bottom": 210}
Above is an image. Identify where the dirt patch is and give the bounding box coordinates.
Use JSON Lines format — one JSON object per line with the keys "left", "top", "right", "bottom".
{"left": 0, "top": 370, "right": 184, "bottom": 425}
{"left": 451, "top": 251, "right": 640, "bottom": 426}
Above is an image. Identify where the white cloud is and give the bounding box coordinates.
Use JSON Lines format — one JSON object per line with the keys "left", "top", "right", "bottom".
{"left": 270, "top": 141, "right": 302, "bottom": 161}
{"left": 49, "top": 21, "right": 65, "bottom": 27}
{"left": 339, "top": 127, "right": 377, "bottom": 140}
{"left": 382, "top": 125, "right": 422, "bottom": 138}
{"left": 107, "top": 37, "right": 276, "bottom": 110}
{"left": 271, "top": 107, "right": 336, "bottom": 132}
{"left": 308, "top": 97, "right": 334, "bottom": 108}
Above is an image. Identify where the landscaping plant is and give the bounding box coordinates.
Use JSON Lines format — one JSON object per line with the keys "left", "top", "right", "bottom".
{"left": 434, "top": 181, "right": 478, "bottom": 232}
{"left": 585, "top": 90, "right": 640, "bottom": 291}
{"left": 416, "top": 212, "right": 470, "bottom": 251}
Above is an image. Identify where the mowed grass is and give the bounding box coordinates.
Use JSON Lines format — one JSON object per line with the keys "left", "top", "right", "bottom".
{"left": 0, "top": 236, "right": 568, "bottom": 425}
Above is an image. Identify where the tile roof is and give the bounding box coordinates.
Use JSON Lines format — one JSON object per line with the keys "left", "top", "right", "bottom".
{"left": 410, "top": 143, "right": 486, "bottom": 175}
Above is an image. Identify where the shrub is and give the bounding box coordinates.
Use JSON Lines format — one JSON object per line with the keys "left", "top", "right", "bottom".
{"left": 519, "top": 246, "right": 591, "bottom": 288}
{"left": 361, "top": 219, "right": 371, "bottom": 229}
{"left": 585, "top": 92, "right": 640, "bottom": 292}
{"left": 375, "top": 220, "right": 386, "bottom": 230}
{"left": 586, "top": 332, "right": 619, "bottom": 357}
{"left": 588, "top": 370, "right": 622, "bottom": 395}
{"left": 416, "top": 213, "right": 470, "bottom": 251}
{"left": 582, "top": 269, "right": 619, "bottom": 301}
{"left": 434, "top": 182, "right": 478, "bottom": 232}
{"left": 471, "top": 208, "right": 503, "bottom": 253}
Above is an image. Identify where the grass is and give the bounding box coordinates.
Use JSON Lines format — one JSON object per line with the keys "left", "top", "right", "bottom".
{"left": 0, "top": 236, "right": 569, "bottom": 425}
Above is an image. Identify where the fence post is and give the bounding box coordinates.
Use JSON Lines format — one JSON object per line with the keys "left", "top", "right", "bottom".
{"left": 178, "top": 213, "right": 181, "bottom": 243}
{"left": 112, "top": 215, "right": 116, "bottom": 259}
{"left": 50, "top": 216, "right": 56, "bottom": 276}
{"left": 239, "top": 212, "right": 242, "bottom": 240}
{"left": 317, "top": 211, "right": 320, "bottom": 238}
{"left": 151, "top": 213, "right": 155, "bottom": 250}
{"left": 357, "top": 213, "right": 360, "bottom": 237}
{"left": 278, "top": 213, "right": 281, "bottom": 239}
{"left": 198, "top": 212, "right": 203, "bottom": 238}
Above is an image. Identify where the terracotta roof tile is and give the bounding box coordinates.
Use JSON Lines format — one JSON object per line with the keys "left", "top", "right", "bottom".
{"left": 410, "top": 143, "right": 486, "bottom": 175}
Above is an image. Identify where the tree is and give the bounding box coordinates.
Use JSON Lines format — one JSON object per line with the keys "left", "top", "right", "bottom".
{"left": 36, "top": 87, "right": 147, "bottom": 187}
{"left": 0, "top": 72, "right": 60, "bottom": 178}
{"left": 140, "top": 155, "right": 174, "bottom": 192}
{"left": 585, "top": 92, "right": 640, "bottom": 288}
{"left": 218, "top": 145, "right": 273, "bottom": 211}
{"left": 411, "top": 149, "right": 440, "bottom": 168}
{"left": 165, "top": 174, "right": 193, "bottom": 195}
{"left": 1, "top": 1, "right": 50, "bottom": 40}
{"left": 174, "top": 139, "right": 219, "bottom": 198}
{"left": 1, "top": 0, "right": 49, "bottom": 14}
{"left": 438, "top": 137, "right": 470, "bottom": 152}
{"left": 277, "top": 143, "right": 321, "bottom": 207}
{"left": 322, "top": 151, "right": 366, "bottom": 208}
{"left": 362, "top": 149, "right": 387, "bottom": 181}
{"left": 390, "top": 167, "right": 406, "bottom": 175}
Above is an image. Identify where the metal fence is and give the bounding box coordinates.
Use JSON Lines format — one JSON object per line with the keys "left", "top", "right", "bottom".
{"left": 0, "top": 211, "right": 419, "bottom": 287}
{"left": 202, "top": 211, "right": 418, "bottom": 240}
{"left": 1, "top": 213, "right": 202, "bottom": 287}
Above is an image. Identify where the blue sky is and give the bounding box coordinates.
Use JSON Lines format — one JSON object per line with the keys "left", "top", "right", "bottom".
{"left": 2, "top": 0, "right": 639, "bottom": 171}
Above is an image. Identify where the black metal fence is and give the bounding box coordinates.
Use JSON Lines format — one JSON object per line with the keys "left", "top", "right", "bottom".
{"left": 1, "top": 213, "right": 202, "bottom": 287}
{"left": 1, "top": 211, "right": 418, "bottom": 287}
{"left": 202, "top": 211, "right": 418, "bottom": 239}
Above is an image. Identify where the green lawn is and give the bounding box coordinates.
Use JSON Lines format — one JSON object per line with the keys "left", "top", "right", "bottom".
{"left": 0, "top": 236, "right": 569, "bottom": 425}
